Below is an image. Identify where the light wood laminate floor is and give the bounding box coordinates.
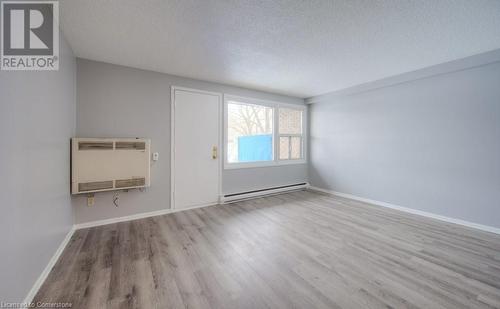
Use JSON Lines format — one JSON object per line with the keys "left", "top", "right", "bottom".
{"left": 34, "top": 190, "right": 500, "bottom": 308}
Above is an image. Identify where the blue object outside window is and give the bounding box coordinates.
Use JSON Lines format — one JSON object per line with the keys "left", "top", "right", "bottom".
{"left": 238, "top": 134, "right": 272, "bottom": 162}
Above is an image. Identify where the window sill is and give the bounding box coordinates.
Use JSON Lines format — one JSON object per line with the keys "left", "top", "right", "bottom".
{"left": 224, "top": 160, "right": 307, "bottom": 170}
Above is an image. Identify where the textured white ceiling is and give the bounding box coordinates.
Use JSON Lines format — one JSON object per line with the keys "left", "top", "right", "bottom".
{"left": 60, "top": 0, "right": 500, "bottom": 98}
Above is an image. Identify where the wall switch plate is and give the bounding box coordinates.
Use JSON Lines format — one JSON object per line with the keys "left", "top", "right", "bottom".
{"left": 152, "top": 152, "right": 159, "bottom": 161}
{"left": 87, "top": 195, "right": 95, "bottom": 207}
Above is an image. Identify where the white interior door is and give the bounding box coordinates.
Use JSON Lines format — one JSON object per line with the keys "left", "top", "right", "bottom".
{"left": 172, "top": 87, "right": 221, "bottom": 209}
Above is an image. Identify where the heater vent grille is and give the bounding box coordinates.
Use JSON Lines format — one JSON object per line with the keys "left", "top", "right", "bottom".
{"left": 115, "top": 178, "right": 146, "bottom": 188}
{"left": 115, "top": 141, "right": 146, "bottom": 150}
{"left": 78, "top": 142, "right": 113, "bottom": 150}
{"left": 79, "top": 181, "right": 114, "bottom": 192}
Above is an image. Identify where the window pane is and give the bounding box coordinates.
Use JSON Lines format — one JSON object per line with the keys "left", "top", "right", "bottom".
{"left": 279, "top": 137, "right": 290, "bottom": 160}
{"left": 279, "top": 108, "right": 302, "bottom": 134}
{"left": 290, "top": 136, "right": 302, "bottom": 159}
{"left": 278, "top": 107, "right": 303, "bottom": 161}
{"left": 227, "top": 102, "right": 273, "bottom": 163}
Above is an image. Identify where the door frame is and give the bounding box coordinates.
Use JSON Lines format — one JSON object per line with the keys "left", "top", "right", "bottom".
{"left": 170, "top": 86, "right": 223, "bottom": 210}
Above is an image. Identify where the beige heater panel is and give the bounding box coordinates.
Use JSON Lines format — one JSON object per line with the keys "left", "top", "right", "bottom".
{"left": 71, "top": 138, "right": 151, "bottom": 194}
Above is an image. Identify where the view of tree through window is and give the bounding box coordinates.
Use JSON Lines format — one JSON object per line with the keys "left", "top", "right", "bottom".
{"left": 227, "top": 102, "right": 273, "bottom": 163}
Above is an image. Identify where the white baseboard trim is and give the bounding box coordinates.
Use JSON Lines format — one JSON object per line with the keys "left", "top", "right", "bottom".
{"left": 74, "top": 202, "right": 219, "bottom": 230}
{"left": 76, "top": 183, "right": 310, "bottom": 229}
{"left": 221, "top": 183, "right": 309, "bottom": 203}
{"left": 22, "top": 226, "right": 76, "bottom": 308}
{"left": 76, "top": 184, "right": 310, "bottom": 229}
{"left": 308, "top": 186, "right": 500, "bottom": 235}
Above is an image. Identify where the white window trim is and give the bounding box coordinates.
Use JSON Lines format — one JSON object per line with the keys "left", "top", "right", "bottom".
{"left": 224, "top": 94, "right": 307, "bottom": 170}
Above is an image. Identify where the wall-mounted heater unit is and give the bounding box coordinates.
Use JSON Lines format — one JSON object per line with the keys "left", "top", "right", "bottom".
{"left": 71, "top": 138, "right": 151, "bottom": 194}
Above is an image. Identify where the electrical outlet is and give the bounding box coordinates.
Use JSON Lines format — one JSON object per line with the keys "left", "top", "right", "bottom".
{"left": 87, "top": 195, "right": 95, "bottom": 207}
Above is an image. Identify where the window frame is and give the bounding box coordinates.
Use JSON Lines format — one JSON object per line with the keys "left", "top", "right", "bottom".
{"left": 224, "top": 94, "right": 307, "bottom": 169}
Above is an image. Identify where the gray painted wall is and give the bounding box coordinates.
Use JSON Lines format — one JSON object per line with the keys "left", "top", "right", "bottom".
{"left": 0, "top": 37, "right": 76, "bottom": 302}
{"left": 309, "top": 61, "right": 500, "bottom": 229}
{"left": 74, "top": 59, "right": 306, "bottom": 224}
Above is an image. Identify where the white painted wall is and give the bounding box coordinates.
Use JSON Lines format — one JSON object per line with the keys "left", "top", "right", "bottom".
{"left": 309, "top": 61, "right": 500, "bottom": 229}
{"left": 0, "top": 36, "right": 76, "bottom": 302}
{"left": 74, "top": 59, "right": 307, "bottom": 224}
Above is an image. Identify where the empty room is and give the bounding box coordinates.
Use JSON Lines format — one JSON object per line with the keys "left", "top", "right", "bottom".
{"left": 1, "top": 0, "right": 500, "bottom": 308}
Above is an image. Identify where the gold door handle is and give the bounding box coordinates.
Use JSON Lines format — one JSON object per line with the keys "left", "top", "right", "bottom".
{"left": 212, "top": 146, "right": 218, "bottom": 159}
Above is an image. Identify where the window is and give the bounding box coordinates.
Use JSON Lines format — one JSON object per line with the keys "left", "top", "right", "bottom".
{"left": 279, "top": 108, "right": 303, "bottom": 160}
{"left": 225, "top": 95, "right": 306, "bottom": 169}
{"left": 227, "top": 101, "right": 273, "bottom": 164}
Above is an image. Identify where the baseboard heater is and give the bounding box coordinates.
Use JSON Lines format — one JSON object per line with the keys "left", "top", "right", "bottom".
{"left": 221, "top": 183, "right": 308, "bottom": 203}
